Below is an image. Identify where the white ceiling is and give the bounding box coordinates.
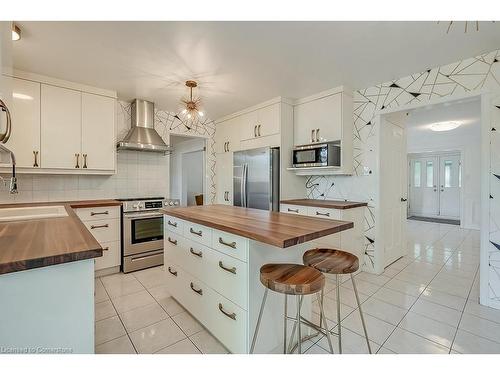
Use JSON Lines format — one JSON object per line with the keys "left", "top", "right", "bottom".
{"left": 12, "top": 21, "right": 500, "bottom": 119}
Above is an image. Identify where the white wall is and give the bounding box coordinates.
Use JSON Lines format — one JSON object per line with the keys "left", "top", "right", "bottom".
{"left": 406, "top": 98, "right": 481, "bottom": 229}
{"left": 169, "top": 136, "right": 205, "bottom": 205}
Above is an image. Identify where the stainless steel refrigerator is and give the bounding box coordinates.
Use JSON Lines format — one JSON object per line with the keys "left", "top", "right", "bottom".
{"left": 233, "top": 147, "right": 280, "bottom": 211}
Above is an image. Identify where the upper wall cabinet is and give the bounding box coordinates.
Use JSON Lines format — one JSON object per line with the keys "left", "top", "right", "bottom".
{"left": 215, "top": 116, "right": 240, "bottom": 154}
{"left": 292, "top": 87, "right": 354, "bottom": 175}
{"left": 1, "top": 71, "right": 116, "bottom": 174}
{"left": 240, "top": 103, "right": 280, "bottom": 141}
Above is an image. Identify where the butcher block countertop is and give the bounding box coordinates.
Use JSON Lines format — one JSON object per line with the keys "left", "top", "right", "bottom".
{"left": 280, "top": 199, "right": 368, "bottom": 209}
{"left": 0, "top": 199, "right": 121, "bottom": 275}
{"left": 161, "top": 204, "right": 353, "bottom": 248}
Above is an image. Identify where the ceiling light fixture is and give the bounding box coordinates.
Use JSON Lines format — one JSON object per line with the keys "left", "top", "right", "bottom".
{"left": 429, "top": 121, "right": 461, "bottom": 132}
{"left": 11, "top": 23, "right": 21, "bottom": 41}
{"left": 177, "top": 80, "right": 205, "bottom": 130}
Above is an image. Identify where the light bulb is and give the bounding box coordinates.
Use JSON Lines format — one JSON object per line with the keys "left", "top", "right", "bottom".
{"left": 187, "top": 113, "right": 192, "bottom": 119}
{"left": 198, "top": 111, "right": 204, "bottom": 117}
{"left": 182, "top": 109, "right": 187, "bottom": 114}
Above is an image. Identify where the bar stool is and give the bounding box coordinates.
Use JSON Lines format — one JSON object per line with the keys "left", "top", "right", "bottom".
{"left": 250, "top": 263, "right": 334, "bottom": 354}
{"left": 302, "top": 248, "right": 372, "bottom": 354}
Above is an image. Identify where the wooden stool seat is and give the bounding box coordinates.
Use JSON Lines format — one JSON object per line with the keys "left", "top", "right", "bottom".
{"left": 303, "top": 248, "right": 359, "bottom": 275}
{"left": 259, "top": 263, "right": 325, "bottom": 295}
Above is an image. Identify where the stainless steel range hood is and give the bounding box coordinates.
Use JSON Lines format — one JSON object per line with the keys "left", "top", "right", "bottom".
{"left": 117, "top": 99, "right": 172, "bottom": 154}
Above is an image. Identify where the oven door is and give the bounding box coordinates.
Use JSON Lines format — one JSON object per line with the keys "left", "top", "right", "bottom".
{"left": 293, "top": 144, "right": 328, "bottom": 168}
{"left": 123, "top": 212, "right": 164, "bottom": 256}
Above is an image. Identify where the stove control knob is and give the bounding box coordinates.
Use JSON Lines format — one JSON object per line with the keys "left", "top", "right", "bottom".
{"left": 174, "top": 201, "right": 179, "bottom": 206}
{"left": 168, "top": 201, "right": 174, "bottom": 206}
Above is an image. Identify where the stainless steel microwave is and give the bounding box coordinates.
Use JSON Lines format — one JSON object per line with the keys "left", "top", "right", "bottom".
{"left": 292, "top": 141, "right": 341, "bottom": 168}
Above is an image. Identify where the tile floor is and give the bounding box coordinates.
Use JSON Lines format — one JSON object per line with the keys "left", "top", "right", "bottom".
{"left": 95, "top": 219, "right": 500, "bottom": 354}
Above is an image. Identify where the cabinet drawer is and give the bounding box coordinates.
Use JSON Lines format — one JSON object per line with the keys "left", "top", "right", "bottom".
{"left": 204, "top": 247, "right": 248, "bottom": 310}
{"left": 306, "top": 206, "right": 341, "bottom": 220}
{"left": 83, "top": 218, "right": 120, "bottom": 243}
{"left": 164, "top": 215, "right": 184, "bottom": 235}
{"left": 75, "top": 206, "right": 120, "bottom": 221}
{"left": 95, "top": 240, "right": 121, "bottom": 271}
{"left": 163, "top": 261, "right": 183, "bottom": 298}
{"left": 164, "top": 231, "right": 184, "bottom": 264}
{"left": 211, "top": 230, "right": 248, "bottom": 262}
{"left": 280, "top": 204, "right": 307, "bottom": 216}
{"left": 184, "top": 222, "right": 212, "bottom": 246}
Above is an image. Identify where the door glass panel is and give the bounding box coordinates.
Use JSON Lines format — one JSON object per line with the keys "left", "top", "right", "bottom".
{"left": 426, "top": 161, "right": 433, "bottom": 187}
{"left": 131, "top": 217, "right": 164, "bottom": 244}
{"left": 414, "top": 161, "right": 421, "bottom": 187}
{"left": 444, "top": 160, "right": 452, "bottom": 187}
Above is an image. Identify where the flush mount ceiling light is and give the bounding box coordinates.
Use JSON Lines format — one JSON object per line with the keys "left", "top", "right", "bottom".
{"left": 11, "top": 23, "right": 20, "bottom": 41}
{"left": 429, "top": 121, "right": 461, "bottom": 132}
{"left": 176, "top": 80, "right": 205, "bottom": 130}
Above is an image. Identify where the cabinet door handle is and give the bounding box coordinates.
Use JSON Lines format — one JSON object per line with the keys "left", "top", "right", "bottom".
{"left": 33, "top": 151, "right": 39, "bottom": 167}
{"left": 90, "top": 224, "right": 109, "bottom": 229}
{"left": 167, "top": 220, "right": 178, "bottom": 227}
{"left": 91, "top": 210, "right": 109, "bottom": 216}
{"left": 226, "top": 141, "right": 230, "bottom": 152}
{"left": 218, "top": 303, "right": 236, "bottom": 320}
{"left": 190, "top": 282, "right": 203, "bottom": 295}
{"left": 102, "top": 246, "right": 110, "bottom": 251}
{"left": 167, "top": 237, "right": 178, "bottom": 245}
{"left": 311, "top": 129, "right": 316, "bottom": 143}
{"left": 257, "top": 124, "right": 261, "bottom": 137}
{"left": 218, "top": 261, "right": 237, "bottom": 274}
{"left": 218, "top": 237, "right": 236, "bottom": 249}
{"left": 75, "top": 153, "right": 80, "bottom": 168}
{"left": 190, "top": 247, "right": 203, "bottom": 258}
{"left": 190, "top": 227, "right": 203, "bottom": 237}
{"left": 83, "top": 153, "right": 88, "bottom": 168}
{"left": 287, "top": 208, "right": 299, "bottom": 213}
{"left": 254, "top": 125, "right": 257, "bottom": 137}
{"left": 316, "top": 128, "right": 320, "bottom": 142}
{"left": 168, "top": 267, "right": 178, "bottom": 276}
{"left": 316, "top": 211, "right": 330, "bottom": 217}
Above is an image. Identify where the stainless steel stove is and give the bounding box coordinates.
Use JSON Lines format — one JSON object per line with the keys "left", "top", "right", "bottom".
{"left": 119, "top": 197, "right": 180, "bottom": 273}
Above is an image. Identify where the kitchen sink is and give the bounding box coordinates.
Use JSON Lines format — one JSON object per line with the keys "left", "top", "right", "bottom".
{"left": 0, "top": 206, "right": 68, "bottom": 222}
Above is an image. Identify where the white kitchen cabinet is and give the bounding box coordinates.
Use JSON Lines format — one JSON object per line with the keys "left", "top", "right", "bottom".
{"left": 240, "top": 103, "right": 280, "bottom": 141}
{"left": 216, "top": 152, "right": 233, "bottom": 205}
{"left": 215, "top": 117, "right": 240, "bottom": 154}
{"left": 3, "top": 77, "right": 41, "bottom": 168}
{"left": 82, "top": 92, "right": 115, "bottom": 171}
{"left": 41, "top": 84, "right": 82, "bottom": 169}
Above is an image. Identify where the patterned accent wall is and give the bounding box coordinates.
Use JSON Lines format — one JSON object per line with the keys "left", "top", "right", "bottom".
{"left": 117, "top": 101, "right": 217, "bottom": 203}
{"left": 305, "top": 49, "right": 500, "bottom": 307}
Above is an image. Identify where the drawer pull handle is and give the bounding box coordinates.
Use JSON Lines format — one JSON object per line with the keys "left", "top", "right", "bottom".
{"left": 91, "top": 210, "right": 109, "bottom": 216}
{"left": 218, "top": 261, "right": 236, "bottom": 274}
{"left": 190, "top": 247, "right": 203, "bottom": 258}
{"left": 218, "top": 303, "right": 236, "bottom": 320}
{"left": 167, "top": 220, "right": 178, "bottom": 227}
{"left": 190, "top": 282, "right": 203, "bottom": 295}
{"left": 168, "top": 237, "right": 178, "bottom": 245}
{"left": 90, "top": 224, "right": 109, "bottom": 229}
{"left": 316, "top": 211, "right": 330, "bottom": 217}
{"left": 102, "top": 246, "right": 109, "bottom": 251}
{"left": 168, "top": 267, "right": 178, "bottom": 276}
{"left": 190, "top": 228, "right": 203, "bottom": 237}
{"left": 287, "top": 208, "right": 299, "bottom": 213}
{"left": 218, "top": 237, "right": 236, "bottom": 249}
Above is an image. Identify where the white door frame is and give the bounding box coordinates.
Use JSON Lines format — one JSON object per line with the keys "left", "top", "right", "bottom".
{"left": 375, "top": 90, "right": 490, "bottom": 306}
{"left": 407, "top": 150, "right": 463, "bottom": 222}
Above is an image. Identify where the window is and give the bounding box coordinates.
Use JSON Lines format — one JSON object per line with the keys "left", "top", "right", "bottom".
{"left": 414, "top": 161, "right": 421, "bottom": 187}
{"left": 444, "top": 161, "right": 452, "bottom": 187}
{"left": 426, "top": 161, "right": 433, "bottom": 187}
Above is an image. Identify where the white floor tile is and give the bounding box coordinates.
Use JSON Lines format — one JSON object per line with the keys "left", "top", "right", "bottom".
{"left": 410, "top": 299, "right": 462, "bottom": 327}
{"left": 340, "top": 310, "right": 396, "bottom": 345}
{"left": 95, "top": 315, "right": 126, "bottom": 346}
{"left": 459, "top": 313, "right": 500, "bottom": 344}
{"left": 452, "top": 329, "right": 500, "bottom": 354}
{"left": 148, "top": 284, "right": 172, "bottom": 301}
{"left": 361, "top": 297, "right": 407, "bottom": 325}
{"left": 95, "top": 299, "right": 117, "bottom": 322}
{"left": 385, "top": 278, "right": 426, "bottom": 297}
{"left": 101, "top": 273, "right": 145, "bottom": 298}
{"left": 172, "top": 311, "right": 204, "bottom": 336}
{"left": 119, "top": 302, "right": 169, "bottom": 333}
{"left": 95, "top": 278, "right": 109, "bottom": 303}
{"left": 354, "top": 272, "right": 391, "bottom": 286}
{"left": 419, "top": 287, "right": 467, "bottom": 311}
{"left": 342, "top": 278, "right": 381, "bottom": 296}
{"left": 129, "top": 318, "right": 186, "bottom": 354}
{"left": 304, "top": 344, "right": 330, "bottom": 354}
{"left": 464, "top": 299, "right": 500, "bottom": 324}
{"left": 132, "top": 266, "right": 168, "bottom": 289}
{"left": 398, "top": 312, "right": 456, "bottom": 348}
{"left": 384, "top": 328, "right": 449, "bottom": 354}
{"left": 112, "top": 290, "right": 156, "bottom": 314}
{"left": 377, "top": 347, "right": 396, "bottom": 354}
{"left": 95, "top": 335, "right": 136, "bottom": 354}
{"left": 155, "top": 338, "right": 201, "bottom": 354}
{"left": 371, "top": 287, "right": 418, "bottom": 309}
{"left": 316, "top": 327, "right": 379, "bottom": 354}
{"left": 324, "top": 286, "right": 369, "bottom": 309}
{"left": 190, "top": 329, "right": 229, "bottom": 354}
{"left": 158, "top": 296, "right": 186, "bottom": 316}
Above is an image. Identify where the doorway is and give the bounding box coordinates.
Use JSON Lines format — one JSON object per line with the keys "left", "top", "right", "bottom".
{"left": 408, "top": 151, "right": 461, "bottom": 222}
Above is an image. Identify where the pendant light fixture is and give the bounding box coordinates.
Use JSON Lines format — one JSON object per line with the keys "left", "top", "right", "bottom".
{"left": 12, "top": 23, "right": 21, "bottom": 41}
{"left": 177, "top": 80, "right": 205, "bottom": 130}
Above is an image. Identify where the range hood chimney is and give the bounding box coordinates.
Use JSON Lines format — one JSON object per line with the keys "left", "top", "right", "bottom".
{"left": 117, "top": 99, "right": 172, "bottom": 154}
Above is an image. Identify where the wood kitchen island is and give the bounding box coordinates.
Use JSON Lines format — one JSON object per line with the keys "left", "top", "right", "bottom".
{"left": 161, "top": 204, "right": 354, "bottom": 354}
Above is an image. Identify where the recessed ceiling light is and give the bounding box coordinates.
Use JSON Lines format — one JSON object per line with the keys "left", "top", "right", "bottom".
{"left": 12, "top": 23, "right": 21, "bottom": 41}
{"left": 429, "top": 121, "right": 461, "bottom": 132}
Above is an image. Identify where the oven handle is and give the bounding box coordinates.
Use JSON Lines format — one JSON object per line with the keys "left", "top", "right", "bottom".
{"left": 123, "top": 212, "right": 163, "bottom": 219}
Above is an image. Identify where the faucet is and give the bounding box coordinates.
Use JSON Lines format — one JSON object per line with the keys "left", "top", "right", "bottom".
{"left": 0, "top": 143, "right": 18, "bottom": 194}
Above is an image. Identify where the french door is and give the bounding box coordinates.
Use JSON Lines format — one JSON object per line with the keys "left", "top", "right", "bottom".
{"left": 409, "top": 153, "right": 461, "bottom": 219}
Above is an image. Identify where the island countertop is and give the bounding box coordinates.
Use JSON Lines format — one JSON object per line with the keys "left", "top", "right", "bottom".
{"left": 0, "top": 199, "right": 121, "bottom": 275}
{"left": 161, "top": 204, "right": 353, "bottom": 248}
{"left": 280, "top": 199, "right": 368, "bottom": 209}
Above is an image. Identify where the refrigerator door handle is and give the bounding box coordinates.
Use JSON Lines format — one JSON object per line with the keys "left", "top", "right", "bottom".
{"left": 241, "top": 163, "right": 248, "bottom": 207}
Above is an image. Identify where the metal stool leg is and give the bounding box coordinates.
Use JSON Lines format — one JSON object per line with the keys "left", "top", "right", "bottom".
{"left": 296, "top": 295, "right": 302, "bottom": 354}
{"left": 283, "top": 295, "right": 288, "bottom": 354}
{"left": 287, "top": 295, "right": 303, "bottom": 353}
{"left": 317, "top": 289, "right": 334, "bottom": 353}
{"left": 351, "top": 274, "right": 372, "bottom": 354}
{"left": 250, "top": 288, "right": 268, "bottom": 353}
{"left": 336, "top": 275, "right": 342, "bottom": 354}
{"left": 318, "top": 287, "right": 324, "bottom": 330}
